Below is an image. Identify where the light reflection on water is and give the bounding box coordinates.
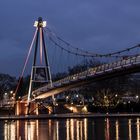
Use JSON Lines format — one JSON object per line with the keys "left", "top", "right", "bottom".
{"left": 128, "top": 119, "right": 132, "bottom": 140}
{"left": 1, "top": 117, "right": 140, "bottom": 140}
{"left": 115, "top": 120, "right": 119, "bottom": 140}
{"left": 137, "top": 118, "right": 140, "bottom": 140}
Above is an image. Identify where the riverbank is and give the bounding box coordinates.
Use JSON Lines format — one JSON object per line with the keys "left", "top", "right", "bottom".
{"left": 1, "top": 113, "right": 140, "bottom": 120}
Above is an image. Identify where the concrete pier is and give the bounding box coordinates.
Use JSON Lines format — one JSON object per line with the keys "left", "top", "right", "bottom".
{"left": 15, "top": 101, "right": 38, "bottom": 115}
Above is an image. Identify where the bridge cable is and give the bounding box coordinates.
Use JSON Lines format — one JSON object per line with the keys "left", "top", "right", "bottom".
{"left": 14, "top": 28, "right": 38, "bottom": 96}
{"left": 44, "top": 28, "right": 140, "bottom": 58}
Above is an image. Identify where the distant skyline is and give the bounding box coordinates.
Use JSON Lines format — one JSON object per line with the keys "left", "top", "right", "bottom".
{"left": 0, "top": 1, "right": 140, "bottom": 77}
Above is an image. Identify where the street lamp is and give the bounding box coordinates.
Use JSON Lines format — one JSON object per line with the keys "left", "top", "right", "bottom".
{"left": 104, "top": 95, "right": 107, "bottom": 98}
{"left": 136, "top": 95, "right": 139, "bottom": 99}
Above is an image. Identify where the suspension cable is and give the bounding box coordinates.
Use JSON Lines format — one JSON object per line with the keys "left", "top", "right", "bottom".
{"left": 45, "top": 28, "right": 140, "bottom": 58}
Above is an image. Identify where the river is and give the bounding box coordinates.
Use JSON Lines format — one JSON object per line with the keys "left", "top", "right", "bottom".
{"left": 0, "top": 117, "right": 140, "bottom": 140}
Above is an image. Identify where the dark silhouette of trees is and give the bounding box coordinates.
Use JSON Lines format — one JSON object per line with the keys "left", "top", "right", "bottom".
{"left": 0, "top": 74, "right": 17, "bottom": 100}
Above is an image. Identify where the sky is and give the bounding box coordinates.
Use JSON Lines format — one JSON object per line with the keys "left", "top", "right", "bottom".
{"left": 0, "top": 0, "right": 140, "bottom": 77}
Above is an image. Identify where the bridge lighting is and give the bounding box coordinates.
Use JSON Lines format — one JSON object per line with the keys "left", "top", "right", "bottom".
{"left": 70, "top": 107, "right": 73, "bottom": 111}
{"left": 104, "top": 95, "right": 107, "bottom": 98}
{"left": 34, "top": 21, "right": 47, "bottom": 27}
{"left": 72, "top": 76, "right": 76, "bottom": 80}
{"left": 136, "top": 95, "right": 139, "bottom": 99}
{"left": 115, "top": 94, "right": 118, "bottom": 97}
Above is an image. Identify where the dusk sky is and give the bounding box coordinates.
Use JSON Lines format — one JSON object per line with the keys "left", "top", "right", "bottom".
{"left": 0, "top": 1, "right": 140, "bottom": 77}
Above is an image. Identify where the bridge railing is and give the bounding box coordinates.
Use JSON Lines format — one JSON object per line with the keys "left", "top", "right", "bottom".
{"left": 32, "top": 54, "right": 140, "bottom": 98}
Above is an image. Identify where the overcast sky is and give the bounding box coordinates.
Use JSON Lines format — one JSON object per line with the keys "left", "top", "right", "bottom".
{"left": 0, "top": 0, "right": 140, "bottom": 77}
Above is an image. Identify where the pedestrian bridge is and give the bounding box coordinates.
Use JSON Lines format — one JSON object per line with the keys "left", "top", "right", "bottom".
{"left": 18, "top": 17, "right": 140, "bottom": 103}
{"left": 22, "top": 54, "right": 140, "bottom": 101}
{"left": 14, "top": 17, "right": 140, "bottom": 115}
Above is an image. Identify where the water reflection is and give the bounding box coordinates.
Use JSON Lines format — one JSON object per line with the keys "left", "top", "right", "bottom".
{"left": 115, "top": 120, "right": 119, "bottom": 140}
{"left": 2, "top": 117, "right": 140, "bottom": 140}
{"left": 128, "top": 119, "right": 132, "bottom": 140}
{"left": 26, "top": 121, "right": 36, "bottom": 140}
{"left": 4, "top": 121, "right": 16, "bottom": 140}
{"left": 66, "top": 118, "right": 87, "bottom": 140}
{"left": 136, "top": 118, "right": 140, "bottom": 140}
{"left": 105, "top": 118, "right": 110, "bottom": 140}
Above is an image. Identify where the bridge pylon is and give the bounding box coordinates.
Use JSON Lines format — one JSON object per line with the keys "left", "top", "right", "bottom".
{"left": 27, "top": 17, "right": 52, "bottom": 114}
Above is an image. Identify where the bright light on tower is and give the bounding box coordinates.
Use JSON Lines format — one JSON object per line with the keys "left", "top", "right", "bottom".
{"left": 34, "top": 21, "right": 38, "bottom": 27}
{"left": 43, "top": 21, "right": 47, "bottom": 27}
{"left": 34, "top": 21, "right": 47, "bottom": 27}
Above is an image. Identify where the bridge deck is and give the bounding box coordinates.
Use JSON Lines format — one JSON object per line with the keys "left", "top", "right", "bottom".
{"left": 22, "top": 54, "right": 140, "bottom": 100}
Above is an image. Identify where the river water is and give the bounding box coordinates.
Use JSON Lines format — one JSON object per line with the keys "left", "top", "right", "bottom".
{"left": 0, "top": 117, "right": 140, "bottom": 140}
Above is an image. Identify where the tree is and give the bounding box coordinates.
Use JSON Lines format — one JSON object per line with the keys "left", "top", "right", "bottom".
{"left": 0, "top": 73, "right": 17, "bottom": 99}
{"left": 94, "top": 89, "right": 119, "bottom": 109}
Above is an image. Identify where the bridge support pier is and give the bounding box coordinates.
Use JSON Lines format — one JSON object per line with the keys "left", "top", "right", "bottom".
{"left": 15, "top": 101, "right": 38, "bottom": 115}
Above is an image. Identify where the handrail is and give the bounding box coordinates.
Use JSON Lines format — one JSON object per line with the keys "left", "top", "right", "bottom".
{"left": 32, "top": 54, "right": 140, "bottom": 98}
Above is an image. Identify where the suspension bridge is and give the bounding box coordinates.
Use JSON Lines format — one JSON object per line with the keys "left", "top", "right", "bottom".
{"left": 14, "top": 17, "right": 140, "bottom": 115}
